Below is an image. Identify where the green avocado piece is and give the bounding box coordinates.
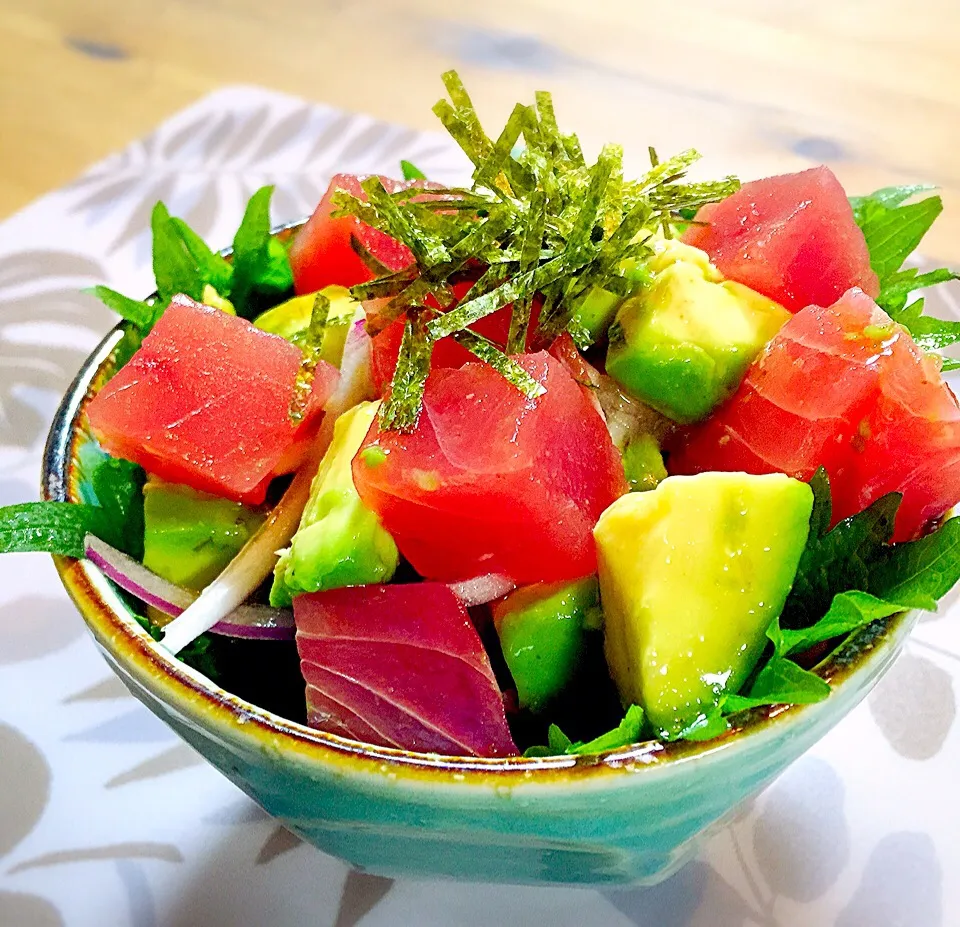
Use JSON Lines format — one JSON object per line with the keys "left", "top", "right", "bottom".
{"left": 621, "top": 433, "right": 667, "bottom": 493}
{"left": 493, "top": 577, "right": 601, "bottom": 712}
{"left": 270, "top": 400, "right": 399, "bottom": 607}
{"left": 605, "top": 241, "right": 790, "bottom": 424}
{"left": 253, "top": 284, "right": 359, "bottom": 367}
{"left": 594, "top": 472, "right": 813, "bottom": 739}
{"left": 142, "top": 478, "right": 266, "bottom": 591}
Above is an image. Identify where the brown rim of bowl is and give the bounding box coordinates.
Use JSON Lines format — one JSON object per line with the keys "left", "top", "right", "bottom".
{"left": 40, "top": 222, "right": 916, "bottom": 782}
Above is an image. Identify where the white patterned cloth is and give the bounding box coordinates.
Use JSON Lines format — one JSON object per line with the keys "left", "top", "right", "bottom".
{"left": 1, "top": 86, "right": 959, "bottom": 927}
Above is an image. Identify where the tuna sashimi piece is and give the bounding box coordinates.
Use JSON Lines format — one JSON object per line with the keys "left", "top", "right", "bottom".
{"left": 670, "top": 288, "right": 960, "bottom": 540}
{"left": 683, "top": 166, "right": 879, "bottom": 312}
{"left": 289, "top": 174, "right": 430, "bottom": 295}
{"left": 294, "top": 584, "right": 518, "bottom": 757}
{"left": 86, "top": 296, "right": 338, "bottom": 504}
{"left": 353, "top": 352, "right": 628, "bottom": 583}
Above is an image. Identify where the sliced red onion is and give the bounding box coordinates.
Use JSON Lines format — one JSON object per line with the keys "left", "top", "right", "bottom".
{"left": 84, "top": 535, "right": 294, "bottom": 641}
{"left": 448, "top": 574, "right": 516, "bottom": 607}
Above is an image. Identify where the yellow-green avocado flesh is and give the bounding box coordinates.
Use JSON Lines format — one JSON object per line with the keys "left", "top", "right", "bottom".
{"left": 594, "top": 472, "right": 813, "bottom": 738}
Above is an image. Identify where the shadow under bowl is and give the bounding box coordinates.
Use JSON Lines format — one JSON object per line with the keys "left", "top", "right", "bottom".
{"left": 42, "top": 311, "right": 918, "bottom": 888}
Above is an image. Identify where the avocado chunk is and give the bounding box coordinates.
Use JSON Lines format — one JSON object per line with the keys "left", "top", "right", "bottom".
{"left": 142, "top": 478, "right": 266, "bottom": 591}
{"left": 253, "top": 285, "right": 359, "bottom": 367}
{"left": 605, "top": 240, "right": 790, "bottom": 424}
{"left": 493, "top": 577, "right": 600, "bottom": 712}
{"left": 621, "top": 433, "right": 667, "bottom": 492}
{"left": 270, "top": 400, "right": 399, "bottom": 607}
{"left": 594, "top": 472, "right": 813, "bottom": 738}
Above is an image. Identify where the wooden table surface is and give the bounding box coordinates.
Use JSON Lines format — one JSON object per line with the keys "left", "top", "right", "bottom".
{"left": 3, "top": 0, "right": 959, "bottom": 261}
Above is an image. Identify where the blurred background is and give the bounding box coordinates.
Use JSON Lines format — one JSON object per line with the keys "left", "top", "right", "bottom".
{"left": 3, "top": 0, "right": 959, "bottom": 260}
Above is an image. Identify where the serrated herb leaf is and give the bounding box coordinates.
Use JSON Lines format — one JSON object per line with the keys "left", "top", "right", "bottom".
{"left": 781, "top": 488, "right": 900, "bottom": 627}
{"left": 170, "top": 217, "right": 233, "bottom": 293}
{"left": 860, "top": 195, "right": 942, "bottom": 281}
{"left": 808, "top": 467, "right": 833, "bottom": 539}
{"left": 230, "top": 186, "right": 293, "bottom": 318}
{"left": 724, "top": 657, "right": 831, "bottom": 712}
{"left": 567, "top": 704, "right": 645, "bottom": 754}
{"left": 152, "top": 202, "right": 205, "bottom": 305}
{"left": 525, "top": 705, "right": 645, "bottom": 756}
{"left": 849, "top": 184, "right": 936, "bottom": 220}
{"left": 773, "top": 590, "right": 903, "bottom": 659}
{"left": 0, "top": 502, "right": 124, "bottom": 558}
{"left": 851, "top": 186, "right": 960, "bottom": 362}
{"left": 90, "top": 457, "right": 146, "bottom": 559}
{"left": 870, "top": 516, "right": 960, "bottom": 608}
{"left": 877, "top": 267, "right": 960, "bottom": 316}
{"left": 400, "top": 159, "right": 426, "bottom": 181}
{"left": 87, "top": 286, "right": 158, "bottom": 330}
{"left": 674, "top": 705, "right": 730, "bottom": 741}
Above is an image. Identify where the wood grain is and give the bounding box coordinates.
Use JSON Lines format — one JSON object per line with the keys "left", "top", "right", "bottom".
{"left": 2, "top": 0, "right": 958, "bottom": 259}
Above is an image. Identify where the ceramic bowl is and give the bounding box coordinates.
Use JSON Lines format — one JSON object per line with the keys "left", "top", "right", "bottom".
{"left": 42, "top": 303, "right": 918, "bottom": 889}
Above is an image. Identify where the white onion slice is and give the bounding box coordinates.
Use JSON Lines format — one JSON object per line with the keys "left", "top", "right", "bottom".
{"left": 84, "top": 535, "right": 294, "bottom": 641}
{"left": 448, "top": 574, "right": 516, "bottom": 607}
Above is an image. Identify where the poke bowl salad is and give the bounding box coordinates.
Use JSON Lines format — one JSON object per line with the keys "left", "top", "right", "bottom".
{"left": 8, "top": 71, "right": 960, "bottom": 760}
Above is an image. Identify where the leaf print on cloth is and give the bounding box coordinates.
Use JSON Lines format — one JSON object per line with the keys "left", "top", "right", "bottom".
{"left": 9, "top": 842, "right": 183, "bottom": 874}
{"left": 64, "top": 706, "right": 178, "bottom": 745}
{"left": 836, "top": 832, "right": 942, "bottom": 927}
{"left": 868, "top": 652, "right": 956, "bottom": 759}
{"left": 751, "top": 757, "right": 849, "bottom": 903}
{"left": 0, "top": 891, "right": 63, "bottom": 927}
{"left": 105, "top": 743, "right": 204, "bottom": 789}
{"left": 62, "top": 675, "right": 131, "bottom": 703}
{"left": 602, "top": 860, "right": 706, "bottom": 927}
{"left": 0, "top": 250, "right": 113, "bottom": 448}
{"left": 0, "top": 724, "right": 50, "bottom": 857}
{"left": 0, "top": 595, "right": 86, "bottom": 664}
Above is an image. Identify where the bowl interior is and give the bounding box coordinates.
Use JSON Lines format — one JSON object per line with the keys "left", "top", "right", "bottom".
{"left": 40, "top": 280, "right": 919, "bottom": 780}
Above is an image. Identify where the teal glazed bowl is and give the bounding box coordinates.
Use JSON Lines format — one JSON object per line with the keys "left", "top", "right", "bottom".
{"left": 43, "top": 315, "right": 919, "bottom": 888}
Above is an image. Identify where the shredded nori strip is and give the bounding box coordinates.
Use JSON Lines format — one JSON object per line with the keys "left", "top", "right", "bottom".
{"left": 288, "top": 292, "right": 331, "bottom": 424}
{"left": 379, "top": 312, "right": 434, "bottom": 432}
{"left": 452, "top": 330, "right": 546, "bottom": 400}
{"left": 337, "top": 71, "right": 740, "bottom": 429}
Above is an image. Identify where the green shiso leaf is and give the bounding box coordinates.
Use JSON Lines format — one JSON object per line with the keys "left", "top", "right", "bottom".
{"left": 230, "top": 185, "right": 294, "bottom": 318}
{"left": 869, "top": 516, "right": 960, "bottom": 608}
{"left": 0, "top": 502, "right": 124, "bottom": 558}
{"left": 288, "top": 291, "right": 331, "bottom": 425}
{"left": 851, "top": 185, "right": 960, "bottom": 364}
{"left": 780, "top": 488, "right": 900, "bottom": 627}
{"left": 772, "top": 590, "right": 903, "bottom": 660}
{"left": 723, "top": 658, "right": 831, "bottom": 713}
{"left": 876, "top": 268, "right": 960, "bottom": 317}
{"left": 704, "top": 474, "right": 960, "bottom": 730}
{"left": 152, "top": 202, "right": 205, "bottom": 305}
{"left": 86, "top": 286, "right": 158, "bottom": 331}
{"left": 566, "top": 704, "right": 645, "bottom": 755}
{"left": 849, "top": 184, "right": 937, "bottom": 221}
{"left": 170, "top": 217, "right": 233, "bottom": 294}
{"left": 861, "top": 195, "right": 943, "bottom": 282}
{"left": 90, "top": 456, "right": 146, "bottom": 560}
{"left": 524, "top": 705, "right": 645, "bottom": 756}
{"left": 400, "top": 159, "right": 427, "bottom": 181}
